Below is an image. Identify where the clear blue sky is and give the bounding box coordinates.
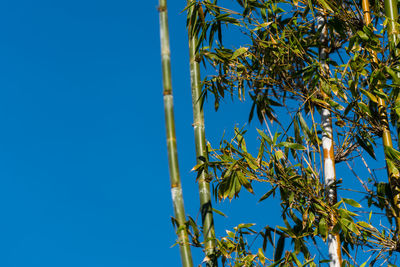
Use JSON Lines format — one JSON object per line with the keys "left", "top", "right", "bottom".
{"left": 0, "top": 1, "right": 382, "bottom": 266}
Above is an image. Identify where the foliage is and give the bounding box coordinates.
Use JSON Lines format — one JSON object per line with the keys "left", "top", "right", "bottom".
{"left": 178, "top": 0, "right": 400, "bottom": 265}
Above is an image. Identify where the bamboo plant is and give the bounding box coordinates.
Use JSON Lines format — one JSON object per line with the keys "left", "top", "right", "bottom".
{"left": 186, "top": 1, "right": 218, "bottom": 266}
{"left": 317, "top": 15, "right": 342, "bottom": 266}
{"left": 158, "top": 1, "right": 194, "bottom": 266}
{"left": 181, "top": 0, "right": 400, "bottom": 263}
{"left": 382, "top": 0, "right": 400, "bottom": 231}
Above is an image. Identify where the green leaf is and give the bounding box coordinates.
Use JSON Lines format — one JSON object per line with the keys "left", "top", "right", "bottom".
{"left": 237, "top": 223, "right": 256, "bottom": 229}
{"left": 291, "top": 252, "right": 302, "bottom": 266}
{"left": 360, "top": 89, "right": 378, "bottom": 103}
{"left": 258, "top": 248, "right": 266, "bottom": 265}
{"left": 342, "top": 198, "right": 362, "bottom": 208}
{"left": 277, "top": 225, "right": 295, "bottom": 238}
{"left": 273, "top": 131, "right": 281, "bottom": 145}
{"left": 244, "top": 152, "right": 259, "bottom": 170}
{"left": 259, "top": 187, "right": 276, "bottom": 202}
{"left": 274, "top": 235, "right": 285, "bottom": 261}
{"left": 237, "top": 171, "right": 254, "bottom": 194}
{"left": 385, "top": 66, "right": 400, "bottom": 84}
{"left": 357, "top": 221, "right": 373, "bottom": 229}
{"left": 357, "top": 30, "right": 369, "bottom": 40}
{"left": 341, "top": 218, "right": 360, "bottom": 235}
{"left": 212, "top": 208, "right": 228, "bottom": 217}
{"left": 293, "top": 117, "right": 302, "bottom": 145}
{"left": 277, "top": 142, "right": 306, "bottom": 150}
{"left": 226, "top": 230, "right": 235, "bottom": 238}
{"left": 191, "top": 162, "right": 203, "bottom": 171}
{"left": 356, "top": 135, "right": 376, "bottom": 159}
{"left": 317, "top": 0, "right": 334, "bottom": 12}
{"left": 357, "top": 102, "right": 371, "bottom": 116}
{"left": 231, "top": 47, "right": 248, "bottom": 59}
{"left": 318, "top": 217, "right": 328, "bottom": 240}
{"left": 373, "top": 89, "right": 389, "bottom": 102}
{"left": 268, "top": 258, "right": 284, "bottom": 267}
{"left": 275, "top": 150, "right": 285, "bottom": 160}
{"left": 257, "top": 129, "right": 272, "bottom": 145}
{"left": 298, "top": 113, "right": 313, "bottom": 143}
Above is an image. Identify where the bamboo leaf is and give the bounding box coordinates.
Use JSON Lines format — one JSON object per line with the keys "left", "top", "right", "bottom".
{"left": 357, "top": 30, "right": 369, "bottom": 40}
{"left": 257, "top": 129, "right": 272, "bottom": 145}
{"left": 342, "top": 198, "right": 362, "bottom": 208}
{"left": 212, "top": 208, "right": 228, "bottom": 217}
{"left": 356, "top": 135, "right": 376, "bottom": 159}
{"left": 316, "top": 0, "right": 334, "bottom": 12}
{"left": 231, "top": 47, "right": 248, "bottom": 59}
{"left": 357, "top": 221, "right": 373, "bottom": 229}
{"left": 269, "top": 258, "right": 284, "bottom": 267}
{"left": 258, "top": 248, "right": 266, "bottom": 265}
{"left": 291, "top": 252, "right": 302, "bottom": 266}
{"left": 275, "top": 150, "right": 285, "bottom": 160}
{"left": 226, "top": 230, "right": 235, "bottom": 238}
{"left": 259, "top": 187, "right": 276, "bottom": 202}
{"left": 360, "top": 89, "right": 378, "bottom": 103}
{"left": 318, "top": 217, "right": 328, "bottom": 240}
{"left": 274, "top": 235, "right": 285, "bottom": 261}
{"left": 277, "top": 142, "right": 306, "bottom": 150}
{"left": 386, "top": 66, "right": 400, "bottom": 84}
{"left": 357, "top": 102, "right": 371, "bottom": 116}
{"left": 298, "top": 113, "right": 312, "bottom": 142}
{"left": 237, "top": 223, "right": 256, "bottom": 229}
{"left": 293, "top": 117, "right": 302, "bottom": 145}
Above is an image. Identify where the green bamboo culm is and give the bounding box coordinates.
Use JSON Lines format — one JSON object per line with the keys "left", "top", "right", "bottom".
{"left": 158, "top": 1, "right": 194, "bottom": 267}
{"left": 384, "top": 0, "right": 399, "bottom": 55}
{"left": 186, "top": 1, "right": 218, "bottom": 266}
{"left": 383, "top": 0, "right": 400, "bottom": 232}
{"left": 385, "top": 0, "right": 400, "bottom": 151}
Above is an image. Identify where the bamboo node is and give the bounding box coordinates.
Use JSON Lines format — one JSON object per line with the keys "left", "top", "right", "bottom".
{"left": 192, "top": 121, "right": 204, "bottom": 127}
{"left": 157, "top": 6, "right": 167, "bottom": 12}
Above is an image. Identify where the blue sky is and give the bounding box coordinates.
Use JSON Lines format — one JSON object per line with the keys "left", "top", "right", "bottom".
{"left": 0, "top": 1, "right": 267, "bottom": 266}
{"left": 0, "top": 1, "right": 388, "bottom": 266}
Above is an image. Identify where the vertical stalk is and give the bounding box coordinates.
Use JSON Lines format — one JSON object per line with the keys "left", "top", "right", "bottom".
{"left": 384, "top": 0, "right": 399, "bottom": 56}
{"left": 158, "top": 1, "right": 194, "bottom": 266}
{"left": 187, "top": 2, "right": 218, "bottom": 266}
{"left": 384, "top": 0, "right": 400, "bottom": 151}
{"left": 317, "top": 16, "right": 342, "bottom": 267}
{"left": 383, "top": 0, "right": 400, "bottom": 224}
{"left": 362, "top": 0, "right": 400, "bottom": 231}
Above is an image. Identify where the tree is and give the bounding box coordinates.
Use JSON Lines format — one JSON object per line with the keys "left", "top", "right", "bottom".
{"left": 163, "top": 0, "right": 400, "bottom": 265}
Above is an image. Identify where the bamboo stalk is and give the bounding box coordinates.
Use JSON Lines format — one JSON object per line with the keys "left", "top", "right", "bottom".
{"left": 317, "top": 15, "right": 342, "bottom": 267}
{"left": 158, "top": 1, "right": 194, "bottom": 266}
{"left": 186, "top": 2, "right": 218, "bottom": 266}
{"left": 362, "top": 0, "right": 400, "bottom": 231}
{"left": 384, "top": 0, "right": 399, "bottom": 56}
{"left": 383, "top": 0, "right": 400, "bottom": 228}
{"left": 383, "top": 0, "right": 400, "bottom": 151}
